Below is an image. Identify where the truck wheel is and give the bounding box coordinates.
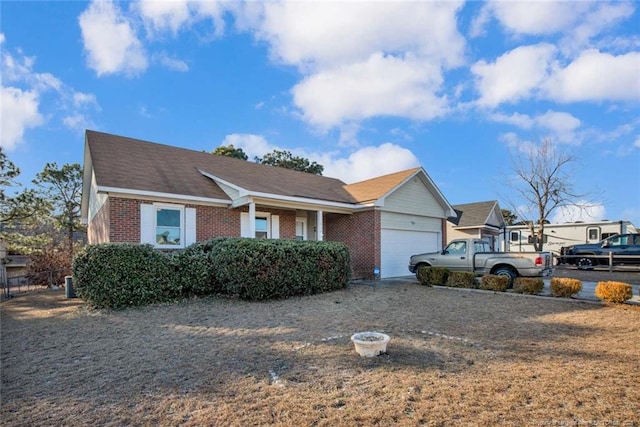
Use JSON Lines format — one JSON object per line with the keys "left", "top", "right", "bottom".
{"left": 576, "top": 257, "right": 595, "bottom": 270}
{"left": 493, "top": 267, "right": 517, "bottom": 288}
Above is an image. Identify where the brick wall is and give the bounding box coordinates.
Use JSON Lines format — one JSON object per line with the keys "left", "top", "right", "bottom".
{"left": 105, "top": 197, "right": 299, "bottom": 243}
{"left": 88, "top": 199, "right": 110, "bottom": 244}
{"left": 325, "top": 210, "right": 380, "bottom": 280}
{"left": 194, "top": 205, "right": 239, "bottom": 240}
{"left": 110, "top": 197, "right": 142, "bottom": 243}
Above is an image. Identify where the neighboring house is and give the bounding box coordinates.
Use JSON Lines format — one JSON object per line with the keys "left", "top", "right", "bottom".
{"left": 447, "top": 201, "right": 505, "bottom": 250}
{"left": 81, "top": 130, "right": 455, "bottom": 279}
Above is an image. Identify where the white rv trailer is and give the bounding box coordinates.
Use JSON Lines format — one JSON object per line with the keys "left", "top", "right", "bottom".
{"left": 500, "top": 220, "right": 637, "bottom": 257}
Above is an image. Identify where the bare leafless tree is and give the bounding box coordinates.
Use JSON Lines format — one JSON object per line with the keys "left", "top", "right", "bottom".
{"left": 507, "top": 139, "right": 589, "bottom": 251}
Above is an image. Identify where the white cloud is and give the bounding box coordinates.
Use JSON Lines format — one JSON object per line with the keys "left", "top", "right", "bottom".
{"left": 62, "top": 113, "right": 96, "bottom": 133}
{"left": 536, "top": 111, "right": 582, "bottom": 143}
{"left": 292, "top": 53, "right": 448, "bottom": 129}
{"left": 635, "top": 136, "right": 640, "bottom": 148}
{"left": 136, "top": 0, "right": 227, "bottom": 37}
{"left": 472, "top": 44, "right": 557, "bottom": 107}
{"left": 156, "top": 53, "right": 189, "bottom": 72}
{"left": 318, "top": 143, "right": 420, "bottom": 184}
{"left": 72, "top": 92, "right": 99, "bottom": 108}
{"left": 490, "top": 113, "right": 535, "bottom": 129}
{"left": 236, "top": 1, "right": 465, "bottom": 133}
{"left": 478, "top": 1, "right": 590, "bottom": 36}
{"left": 551, "top": 202, "right": 607, "bottom": 223}
{"left": 219, "top": 133, "right": 419, "bottom": 184}
{"left": 563, "top": 2, "right": 635, "bottom": 54}
{"left": 220, "top": 134, "right": 275, "bottom": 160}
{"left": 137, "top": 0, "right": 191, "bottom": 35}
{"left": 79, "top": 0, "right": 148, "bottom": 76}
{"left": 0, "top": 87, "right": 43, "bottom": 150}
{"left": 243, "top": 1, "right": 465, "bottom": 70}
{"left": 0, "top": 39, "right": 100, "bottom": 147}
{"left": 544, "top": 50, "right": 640, "bottom": 102}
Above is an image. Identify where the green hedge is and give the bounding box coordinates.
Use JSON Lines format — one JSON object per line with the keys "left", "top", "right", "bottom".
{"left": 72, "top": 239, "right": 351, "bottom": 308}
{"left": 211, "top": 239, "right": 350, "bottom": 300}
{"left": 72, "top": 243, "right": 181, "bottom": 309}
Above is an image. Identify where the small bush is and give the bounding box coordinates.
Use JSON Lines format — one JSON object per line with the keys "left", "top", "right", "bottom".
{"left": 416, "top": 266, "right": 449, "bottom": 286}
{"left": 550, "top": 278, "right": 582, "bottom": 298}
{"left": 479, "top": 274, "right": 510, "bottom": 292}
{"left": 73, "top": 243, "right": 181, "bottom": 309}
{"left": 513, "top": 277, "right": 544, "bottom": 295}
{"left": 446, "top": 271, "right": 478, "bottom": 289}
{"left": 595, "top": 281, "right": 632, "bottom": 304}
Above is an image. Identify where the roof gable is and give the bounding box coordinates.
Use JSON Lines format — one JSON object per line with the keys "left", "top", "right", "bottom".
{"left": 343, "top": 168, "right": 420, "bottom": 203}
{"left": 450, "top": 200, "right": 505, "bottom": 228}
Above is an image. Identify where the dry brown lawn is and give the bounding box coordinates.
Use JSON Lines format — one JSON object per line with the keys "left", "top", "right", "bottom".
{"left": 1, "top": 282, "right": 639, "bottom": 426}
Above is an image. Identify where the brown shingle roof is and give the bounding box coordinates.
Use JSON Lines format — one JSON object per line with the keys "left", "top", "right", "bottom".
{"left": 86, "top": 130, "right": 357, "bottom": 204}
{"left": 449, "top": 200, "right": 502, "bottom": 227}
{"left": 343, "top": 168, "right": 421, "bottom": 203}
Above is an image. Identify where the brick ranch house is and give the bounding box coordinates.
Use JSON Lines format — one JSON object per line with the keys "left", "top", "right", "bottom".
{"left": 81, "top": 130, "right": 455, "bottom": 279}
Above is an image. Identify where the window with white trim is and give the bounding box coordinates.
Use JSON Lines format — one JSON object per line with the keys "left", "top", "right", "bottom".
{"left": 156, "top": 207, "right": 182, "bottom": 246}
{"left": 240, "top": 212, "right": 280, "bottom": 239}
{"left": 140, "top": 203, "right": 196, "bottom": 249}
{"left": 255, "top": 216, "right": 269, "bottom": 239}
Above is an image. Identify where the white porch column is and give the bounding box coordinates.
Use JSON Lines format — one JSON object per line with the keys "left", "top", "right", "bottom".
{"left": 316, "top": 210, "right": 324, "bottom": 241}
{"left": 248, "top": 201, "right": 256, "bottom": 238}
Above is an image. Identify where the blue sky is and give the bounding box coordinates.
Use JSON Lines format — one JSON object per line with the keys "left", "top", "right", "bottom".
{"left": 1, "top": 1, "right": 639, "bottom": 226}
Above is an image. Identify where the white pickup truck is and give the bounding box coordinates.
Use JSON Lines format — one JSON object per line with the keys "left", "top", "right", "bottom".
{"left": 408, "top": 238, "right": 553, "bottom": 283}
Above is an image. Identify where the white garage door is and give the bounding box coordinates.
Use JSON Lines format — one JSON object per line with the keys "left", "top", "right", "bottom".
{"left": 381, "top": 229, "right": 439, "bottom": 278}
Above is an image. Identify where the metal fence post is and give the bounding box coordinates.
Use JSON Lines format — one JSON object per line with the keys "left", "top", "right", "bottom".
{"left": 608, "top": 252, "right": 613, "bottom": 272}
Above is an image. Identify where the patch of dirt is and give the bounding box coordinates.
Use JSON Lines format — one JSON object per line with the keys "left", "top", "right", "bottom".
{"left": 2, "top": 285, "right": 639, "bottom": 426}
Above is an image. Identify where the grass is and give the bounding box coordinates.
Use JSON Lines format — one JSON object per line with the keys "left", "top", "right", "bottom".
{"left": 1, "top": 282, "right": 639, "bottom": 426}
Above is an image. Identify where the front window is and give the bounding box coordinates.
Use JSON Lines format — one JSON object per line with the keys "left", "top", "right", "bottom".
{"left": 588, "top": 228, "right": 599, "bottom": 241}
{"left": 510, "top": 232, "right": 520, "bottom": 242}
{"left": 255, "top": 217, "right": 268, "bottom": 239}
{"left": 156, "top": 207, "right": 182, "bottom": 246}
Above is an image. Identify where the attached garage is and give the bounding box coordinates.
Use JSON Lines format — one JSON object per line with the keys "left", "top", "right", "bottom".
{"left": 381, "top": 228, "right": 439, "bottom": 278}
{"left": 379, "top": 211, "right": 442, "bottom": 278}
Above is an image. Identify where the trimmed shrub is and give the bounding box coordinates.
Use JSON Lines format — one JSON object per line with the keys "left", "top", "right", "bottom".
{"left": 550, "top": 278, "right": 582, "bottom": 298}
{"left": 479, "top": 274, "right": 510, "bottom": 292}
{"left": 416, "top": 266, "right": 449, "bottom": 287}
{"left": 513, "top": 277, "right": 544, "bottom": 295}
{"left": 595, "top": 281, "right": 633, "bottom": 304}
{"left": 172, "top": 238, "right": 229, "bottom": 296}
{"left": 73, "top": 243, "right": 181, "bottom": 309}
{"left": 446, "top": 271, "right": 478, "bottom": 289}
{"left": 211, "top": 239, "right": 350, "bottom": 300}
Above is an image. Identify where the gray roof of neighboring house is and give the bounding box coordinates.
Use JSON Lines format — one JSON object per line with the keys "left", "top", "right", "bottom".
{"left": 85, "top": 130, "right": 358, "bottom": 204}
{"left": 449, "top": 200, "right": 503, "bottom": 228}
